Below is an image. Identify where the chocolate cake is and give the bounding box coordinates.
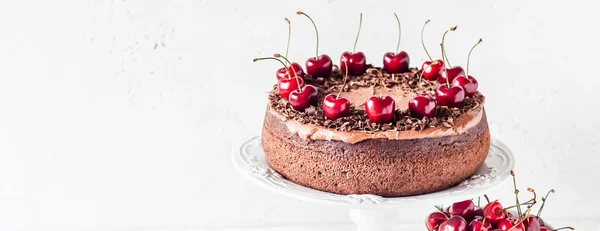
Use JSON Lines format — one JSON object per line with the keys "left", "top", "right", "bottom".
{"left": 261, "top": 66, "right": 490, "bottom": 197}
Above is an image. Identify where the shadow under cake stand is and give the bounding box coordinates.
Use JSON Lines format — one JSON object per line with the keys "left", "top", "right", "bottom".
{"left": 232, "top": 136, "right": 515, "bottom": 231}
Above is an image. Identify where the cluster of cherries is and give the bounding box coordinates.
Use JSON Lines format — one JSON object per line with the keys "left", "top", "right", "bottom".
{"left": 254, "top": 12, "right": 483, "bottom": 124}
{"left": 425, "top": 171, "right": 574, "bottom": 231}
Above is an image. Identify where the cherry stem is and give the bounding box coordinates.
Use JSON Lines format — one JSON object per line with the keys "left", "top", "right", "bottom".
{"left": 372, "top": 69, "right": 385, "bottom": 98}
{"left": 527, "top": 188, "right": 537, "bottom": 207}
{"left": 484, "top": 194, "right": 490, "bottom": 203}
{"left": 503, "top": 202, "right": 534, "bottom": 211}
{"left": 297, "top": 11, "right": 320, "bottom": 60}
{"left": 440, "top": 44, "right": 450, "bottom": 87}
{"left": 352, "top": 13, "right": 363, "bottom": 53}
{"left": 537, "top": 189, "right": 555, "bottom": 217}
{"left": 421, "top": 19, "right": 432, "bottom": 60}
{"left": 552, "top": 227, "right": 575, "bottom": 230}
{"left": 466, "top": 38, "right": 482, "bottom": 78}
{"left": 394, "top": 13, "right": 401, "bottom": 54}
{"left": 338, "top": 59, "right": 349, "bottom": 98}
{"left": 441, "top": 26, "right": 457, "bottom": 68}
{"left": 434, "top": 206, "right": 450, "bottom": 219}
{"left": 510, "top": 170, "right": 523, "bottom": 219}
{"left": 274, "top": 53, "right": 298, "bottom": 82}
{"left": 253, "top": 57, "right": 289, "bottom": 75}
{"left": 478, "top": 197, "right": 481, "bottom": 208}
{"left": 284, "top": 18, "right": 291, "bottom": 65}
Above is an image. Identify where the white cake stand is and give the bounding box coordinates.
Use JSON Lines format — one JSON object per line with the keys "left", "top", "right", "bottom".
{"left": 232, "top": 136, "right": 515, "bottom": 231}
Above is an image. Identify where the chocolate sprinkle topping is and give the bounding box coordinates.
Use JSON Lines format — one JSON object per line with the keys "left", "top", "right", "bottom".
{"left": 269, "top": 65, "right": 484, "bottom": 132}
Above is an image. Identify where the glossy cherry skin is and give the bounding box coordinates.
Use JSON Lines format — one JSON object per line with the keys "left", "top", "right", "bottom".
{"left": 469, "top": 217, "right": 493, "bottom": 231}
{"left": 340, "top": 52, "right": 367, "bottom": 76}
{"left": 435, "top": 85, "right": 465, "bottom": 108}
{"left": 409, "top": 94, "right": 437, "bottom": 119}
{"left": 383, "top": 51, "right": 410, "bottom": 73}
{"left": 439, "top": 216, "right": 468, "bottom": 231}
{"left": 497, "top": 218, "right": 525, "bottom": 231}
{"left": 524, "top": 216, "right": 541, "bottom": 231}
{"left": 322, "top": 94, "right": 350, "bottom": 120}
{"left": 452, "top": 75, "right": 479, "bottom": 97}
{"left": 426, "top": 212, "right": 448, "bottom": 231}
{"left": 473, "top": 208, "right": 484, "bottom": 218}
{"left": 422, "top": 59, "right": 445, "bottom": 81}
{"left": 483, "top": 201, "right": 506, "bottom": 225}
{"left": 449, "top": 200, "right": 476, "bottom": 221}
{"left": 365, "top": 95, "right": 395, "bottom": 124}
{"left": 276, "top": 62, "right": 305, "bottom": 80}
{"left": 539, "top": 227, "right": 549, "bottom": 231}
{"left": 288, "top": 85, "right": 318, "bottom": 111}
{"left": 306, "top": 54, "right": 333, "bottom": 78}
{"left": 438, "top": 66, "right": 465, "bottom": 84}
{"left": 278, "top": 76, "right": 304, "bottom": 99}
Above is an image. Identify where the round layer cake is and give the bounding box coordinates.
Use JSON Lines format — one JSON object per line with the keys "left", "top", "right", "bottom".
{"left": 262, "top": 66, "right": 490, "bottom": 197}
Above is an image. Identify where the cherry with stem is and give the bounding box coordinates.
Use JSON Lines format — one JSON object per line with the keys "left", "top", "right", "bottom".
{"left": 383, "top": 13, "right": 410, "bottom": 74}
{"left": 275, "top": 54, "right": 300, "bottom": 87}
{"left": 274, "top": 18, "right": 305, "bottom": 79}
{"left": 420, "top": 20, "right": 444, "bottom": 81}
{"left": 437, "top": 26, "right": 465, "bottom": 84}
{"left": 365, "top": 69, "right": 395, "bottom": 124}
{"left": 340, "top": 13, "right": 367, "bottom": 75}
{"left": 452, "top": 38, "right": 482, "bottom": 97}
{"left": 254, "top": 55, "right": 303, "bottom": 99}
{"left": 323, "top": 59, "right": 351, "bottom": 120}
{"left": 297, "top": 11, "right": 333, "bottom": 78}
{"left": 435, "top": 37, "right": 465, "bottom": 108}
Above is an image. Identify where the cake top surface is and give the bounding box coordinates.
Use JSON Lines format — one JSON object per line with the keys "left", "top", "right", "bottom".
{"left": 268, "top": 65, "right": 485, "bottom": 134}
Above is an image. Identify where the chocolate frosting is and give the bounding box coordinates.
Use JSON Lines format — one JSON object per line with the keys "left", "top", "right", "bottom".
{"left": 267, "top": 66, "right": 486, "bottom": 144}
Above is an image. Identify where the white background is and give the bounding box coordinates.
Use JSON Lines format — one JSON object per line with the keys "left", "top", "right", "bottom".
{"left": 0, "top": 0, "right": 599, "bottom": 230}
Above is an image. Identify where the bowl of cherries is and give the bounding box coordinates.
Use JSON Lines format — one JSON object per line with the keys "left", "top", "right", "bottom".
{"left": 425, "top": 171, "right": 574, "bottom": 231}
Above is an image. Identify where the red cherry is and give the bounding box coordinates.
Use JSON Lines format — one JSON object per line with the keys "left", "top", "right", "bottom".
{"left": 422, "top": 60, "right": 445, "bottom": 81}
{"left": 306, "top": 55, "right": 333, "bottom": 78}
{"left": 322, "top": 94, "right": 350, "bottom": 120}
{"left": 497, "top": 218, "right": 525, "bottom": 231}
{"left": 426, "top": 212, "right": 448, "bottom": 231}
{"left": 409, "top": 94, "right": 437, "bottom": 119}
{"left": 539, "top": 227, "right": 549, "bottom": 231}
{"left": 438, "top": 66, "right": 465, "bottom": 84}
{"left": 419, "top": 20, "right": 444, "bottom": 81}
{"left": 435, "top": 84, "right": 465, "bottom": 108}
{"left": 289, "top": 85, "right": 318, "bottom": 111}
{"left": 453, "top": 38, "right": 482, "bottom": 96}
{"left": 439, "top": 216, "right": 468, "bottom": 231}
{"left": 469, "top": 217, "right": 492, "bottom": 231}
{"left": 278, "top": 76, "right": 304, "bottom": 99}
{"left": 449, "top": 200, "right": 476, "bottom": 221}
{"left": 524, "top": 216, "right": 541, "bottom": 231}
{"left": 365, "top": 95, "right": 395, "bottom": 124}
{"left": 452, "top": 75, "right": 478, "bottom": 97}
{"left": 383, "top": 51, "right": 410, "bottom": 73}
{"left": 473, "top": 208, "right": 484, "bottom": 218}
{"left": 483, "top": 201, "right": 506, "bottom": 225}
{"left": 340, "top": 52, "right": 366, "bottom": 75}
{"left": 383, "top": 14, "right": 410, "bottom": 74}
{"left": 297, "top": 12, "right": 332, "bottom": 78}
{"left": 276, "top": 63, "right": 305, "bottom": 80}
{"left": 340, "top": 14, "right": 366, "bottom": 76}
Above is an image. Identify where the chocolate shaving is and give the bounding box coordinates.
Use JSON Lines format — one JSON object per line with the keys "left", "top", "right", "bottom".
{"left": 268, "top": 66, "right": 485, "bottom": 132}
